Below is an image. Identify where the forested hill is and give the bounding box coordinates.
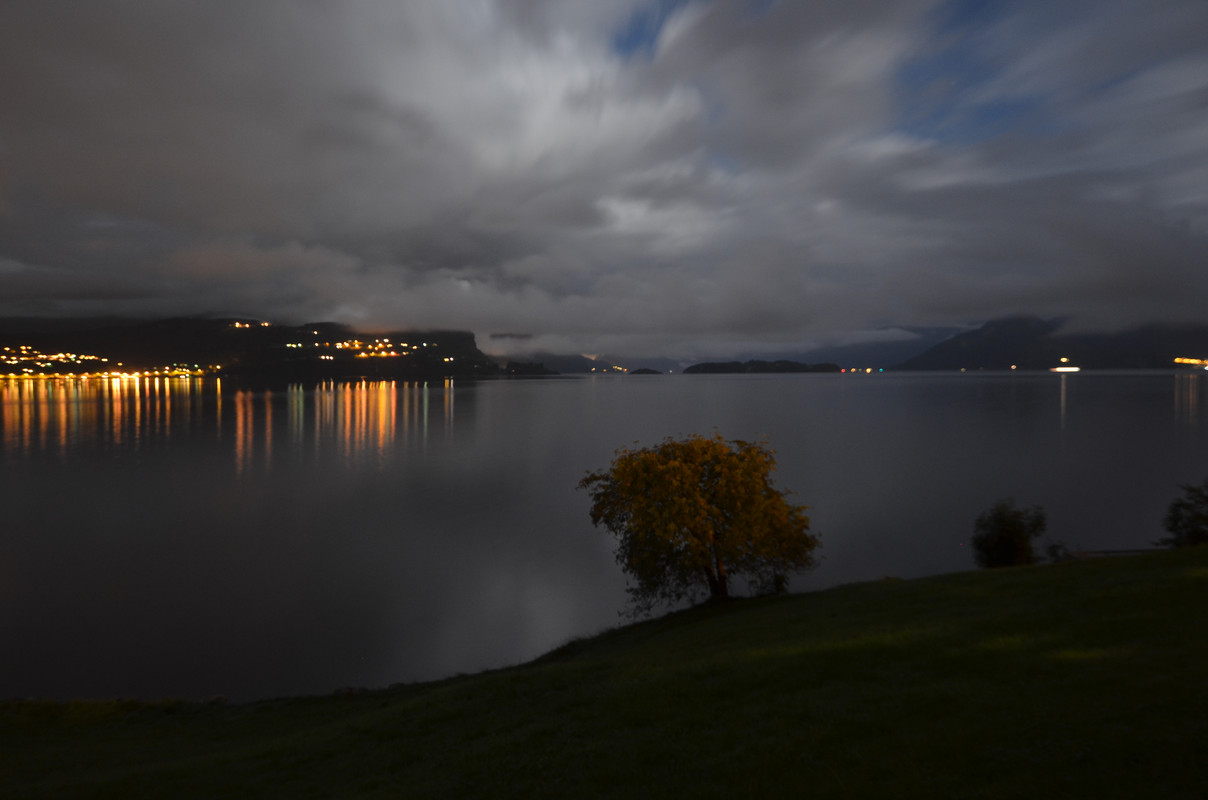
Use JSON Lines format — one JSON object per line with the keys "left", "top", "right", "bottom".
{"left": 0, "top": 317, "right": 499, "bottom": 378}
{"left": 894, "top": 316, "right": 1208, "bottom": 371}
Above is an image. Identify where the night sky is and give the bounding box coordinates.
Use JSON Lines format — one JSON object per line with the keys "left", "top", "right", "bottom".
{"left": 1, "top": 0, "right": 1206, "bottom": 359}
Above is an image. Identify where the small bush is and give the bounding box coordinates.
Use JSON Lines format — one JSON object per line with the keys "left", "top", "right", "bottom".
{"left": 971, "top": 499, "right": 1046, "bottom": 568}
{"left": 1159, "top": 479, "right": 1208, "bottom": 548}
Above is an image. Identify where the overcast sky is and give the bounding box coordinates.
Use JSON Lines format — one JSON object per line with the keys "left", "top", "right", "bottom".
{"left": 1, "top": 0, "right": 1206, "bottom": 357}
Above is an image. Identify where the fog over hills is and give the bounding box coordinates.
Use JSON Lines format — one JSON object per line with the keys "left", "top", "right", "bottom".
{"left": 4, "top": 315, "right": 1207, "bottom": 375}
{"left": 893, "top": 317, "right": 1208, "bottom": 371}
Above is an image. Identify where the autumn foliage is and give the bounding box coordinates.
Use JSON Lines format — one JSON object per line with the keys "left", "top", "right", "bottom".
{"left": 579, "top": 433, "right": 819, "bottom": 614}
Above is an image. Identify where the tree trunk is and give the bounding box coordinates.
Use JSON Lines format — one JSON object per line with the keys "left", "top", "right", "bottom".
{"left": 714, "top": 556, "right": 729, "bottom": 600}
{"left": 703, "top": 559, "right": 729, "bottom": 600}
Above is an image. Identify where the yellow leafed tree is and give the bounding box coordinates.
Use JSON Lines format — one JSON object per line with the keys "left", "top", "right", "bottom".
{"left": 578, "top": 433, "right": 819, "bottom": 615}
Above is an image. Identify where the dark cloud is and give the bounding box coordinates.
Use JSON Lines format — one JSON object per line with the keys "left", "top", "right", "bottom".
{"left": 0, "top": 0, "right": 1205, "bottom": 356}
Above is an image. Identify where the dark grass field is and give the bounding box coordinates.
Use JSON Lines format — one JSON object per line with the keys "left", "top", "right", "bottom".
{"left": 3, "top": 547, "right": 1205, "bottom": 798}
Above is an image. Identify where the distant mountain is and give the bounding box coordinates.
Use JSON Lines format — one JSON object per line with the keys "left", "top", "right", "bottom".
{"left": 894, "top": 316, "right": 1208, "bottom": 370}
{"left": 485, "top": 327, "right": 959, "bottom": 375}
{"left": 735, "top": 326, "right": 964, "bottom": 371}
{"left": 518, "top": 352, "right": 619, "bottom": 374}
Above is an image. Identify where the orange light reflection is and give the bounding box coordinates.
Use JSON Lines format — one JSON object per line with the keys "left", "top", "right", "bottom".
{"left": 0, "top": 378, "right": 450, "bottom": 472}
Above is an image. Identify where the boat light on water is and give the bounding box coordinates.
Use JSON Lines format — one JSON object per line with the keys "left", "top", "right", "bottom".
{"left": 1050, "top": 357, "right": 1080, "bottom": 373}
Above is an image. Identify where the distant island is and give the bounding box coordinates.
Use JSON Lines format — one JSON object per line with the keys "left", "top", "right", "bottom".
{"left": 683, "top": 360, "right": 840, "bottom": 374}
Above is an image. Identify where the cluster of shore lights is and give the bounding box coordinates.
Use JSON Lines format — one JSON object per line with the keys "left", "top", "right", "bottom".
{"left": 1174, "top": 357, "right": 1208, "bottom": 369}
{"left": 2, "top": 345, "right": 215, "bottom": 378}
{"left": 3, "top": 345, "right": 109, "bottom": 369}
{"left": 350, "top": 337, "right": 408, "bottom": 357}
{"left": 284, "top": 337, "right": 434, "bottom": 357}
{"left": 1051, "top": 357, "right": 1081, "bottom": 373}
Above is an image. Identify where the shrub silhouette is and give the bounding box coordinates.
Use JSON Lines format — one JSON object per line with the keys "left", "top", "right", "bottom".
{"left": 1160, "top": 479, "right": 1208, "bottom": 548}
{"left": 971, "top": 499, "right": 1046, "bottom": 568}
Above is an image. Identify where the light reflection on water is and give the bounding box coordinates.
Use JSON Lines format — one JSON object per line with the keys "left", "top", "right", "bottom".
{"left": 0, "top": 372, "right": 1205, "bottom": 701}
{"left": 0, "top": 377, "right": 460, "bottom": 468}
{"left": 1174, "top": 371, "right": 1202, "bottom": 426}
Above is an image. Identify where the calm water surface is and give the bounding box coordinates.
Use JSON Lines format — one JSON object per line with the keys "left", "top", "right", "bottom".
{"left": 2, "top": 371, "right": 1205, "bottom": 700}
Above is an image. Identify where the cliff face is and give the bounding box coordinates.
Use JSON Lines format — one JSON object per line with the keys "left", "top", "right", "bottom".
{"left": 894, "top": 316, "right": 1208, "bottom": 370}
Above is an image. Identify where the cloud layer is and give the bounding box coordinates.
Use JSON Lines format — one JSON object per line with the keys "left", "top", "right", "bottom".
{"left": 1, "top": 0, "right": 1206, "bottom": 357}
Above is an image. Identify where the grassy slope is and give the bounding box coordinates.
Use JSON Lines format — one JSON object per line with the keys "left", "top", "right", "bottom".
{"left": 3, "top": 548, "right": 1205, "bottom": 799}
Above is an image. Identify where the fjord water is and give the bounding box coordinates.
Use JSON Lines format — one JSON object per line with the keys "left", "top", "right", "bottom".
{"left": 2, "top": 371, "right": 1204, "bottom": 701}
